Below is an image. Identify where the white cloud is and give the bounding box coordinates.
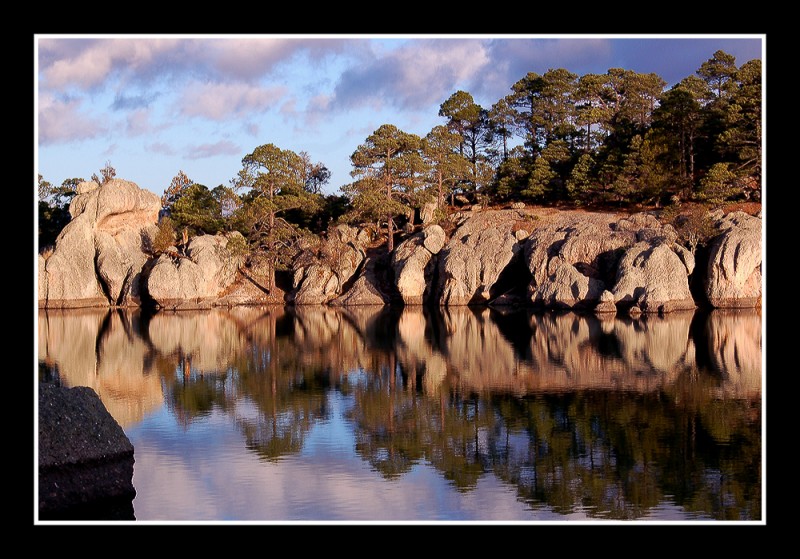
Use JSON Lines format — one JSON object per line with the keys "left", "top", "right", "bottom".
{"left": 126, "top": 108, "right": 154, "bottom": 136}
{"left": 185, "top": 140, "right": 241, "bottom": 160}
{"left": 39, "top": 38, "right": 183, "bottom": 90}
{"left": 38, "top": 37, "right": 356, "bottom": 96}
{"left": 38, "top": 93, "right": 106, "bottom": 144}
{"left": 178, "top": 82, "right": 287, "bottom": 121}
{"left": 332, "top": 39, "right": 492, "bottom": 110}
{"left": 207, "top": 37, "right": 352, "bottom": 80}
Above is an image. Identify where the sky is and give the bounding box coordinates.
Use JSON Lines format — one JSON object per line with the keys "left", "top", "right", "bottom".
{"left": 35, "top": 34, "right": 765, "bottom": 199}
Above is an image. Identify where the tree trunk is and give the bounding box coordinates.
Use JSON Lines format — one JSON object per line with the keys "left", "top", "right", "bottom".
{"left": 387, "top": 215, "right": 394, "bottom": 252}
{"left": 386, "top": 153, "right": 394, "bottom": 252}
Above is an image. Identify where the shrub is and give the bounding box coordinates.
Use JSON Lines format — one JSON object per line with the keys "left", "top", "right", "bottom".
{"left": 697, "top": 163, "right": 739, "bottom": 205}
{"left": 660, "top": 203, "right": 718, "bottom": 254}
{"left": 152, "top": 216, "right": 177, "bottom": 254}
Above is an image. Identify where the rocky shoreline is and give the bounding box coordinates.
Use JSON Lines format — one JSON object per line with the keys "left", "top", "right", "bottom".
{"left": 38, "top": 179, "right": 762, "bottom": 314}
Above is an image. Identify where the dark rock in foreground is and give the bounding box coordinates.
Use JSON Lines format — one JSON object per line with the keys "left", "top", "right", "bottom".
{"left": 38, "top": 383, "right": 136, "bottom": 520}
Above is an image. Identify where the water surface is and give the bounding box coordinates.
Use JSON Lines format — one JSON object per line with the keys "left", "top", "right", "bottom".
{"left": 37, "top": 305, "right": 763, "bottom": 523}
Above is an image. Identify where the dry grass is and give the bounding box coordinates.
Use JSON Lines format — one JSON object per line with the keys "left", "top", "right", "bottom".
{"left": 721, "top": 201, "right": 762, "bottom": 216}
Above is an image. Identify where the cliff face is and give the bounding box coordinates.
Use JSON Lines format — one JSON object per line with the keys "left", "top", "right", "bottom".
{"left": 37, "top": 179, "right": 762, "bottom": 312}
{"left": 39, "top": 179, "right": 160, "bottom": 308}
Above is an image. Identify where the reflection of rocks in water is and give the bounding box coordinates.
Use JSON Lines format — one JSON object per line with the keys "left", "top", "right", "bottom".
{"left": 704, "top": 308, "right": 762, "bottom": 399}
{"left": 39, "top": 309, "right": 107, "bottom": 388}
{"left": 522, "top": 311, "right": 695, "bottom": 393}
{"left": 394, "top": 308, "right": 447, "bottom": 394}
{"left": 437, "top": 307, "right": 522, "bottom": 392}
{"left": 38, "top": 309, "right": 163, "bottom": 428}
{"left": 146, "top": 309, "right": 248, "bottom": 374}
{"left": 611, "top": 312, "right": 696, "bottom": 387}
{"left": 39, "top": 305, "right": 762, "bottom": 432}
{"left": 292, "top": 305, "right": 388, "bottom": 375}
{"left": 96, "top": 311, "right": 164, "bottom": 426}
{"left": 423, "top": 309, "right": 721, "bottom": 396}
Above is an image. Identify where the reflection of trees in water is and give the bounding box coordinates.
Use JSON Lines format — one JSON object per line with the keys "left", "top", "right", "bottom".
{"left": 38, "top": 305, "right": 761, "bottom": 519}
{"left": 342, "top": 373, "right": 760, "bottom": 519}
{"left": 487, "top": 388, "right": 761, "bottom": 520}
{"left": 168, "top": 370, "right": 231, "bottom": 429}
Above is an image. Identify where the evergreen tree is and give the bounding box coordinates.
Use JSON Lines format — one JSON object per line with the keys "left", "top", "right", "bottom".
{"left": 348, "top": 124, "right": 423, "bottom": 252}
{"left": 438, "top": 90, "right": 489, "bottom": 195}
{"left": 169, "top": 183, "right": 224, "bottom": 236}
{"left": 697, "top": 50, "right": 738, "bottom": 100}
{"left": 422, "top": 125, "right": 470, "bottom": 208}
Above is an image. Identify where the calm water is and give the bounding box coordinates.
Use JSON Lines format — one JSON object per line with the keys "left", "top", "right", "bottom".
{"left": 36, "top": 305, "right": 763, "bottom": 523}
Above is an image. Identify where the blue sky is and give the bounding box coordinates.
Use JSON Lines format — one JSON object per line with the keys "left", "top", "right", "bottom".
{"left": 35, "top": 34, "right": 765, "bottom": 199}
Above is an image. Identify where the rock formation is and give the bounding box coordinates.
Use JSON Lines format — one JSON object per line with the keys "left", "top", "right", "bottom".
{"left": 146, "top": 232, "right": 245, "bottom": 309}
{"left": 392, "top": 225, "right": 445, "bottom": 304}
{"left": 437, "top": 210, "right": 522, "bottom": 305}
{"left": 38, "top": 188, "right": 762, "bottom": 312}
{"left": 524, "top": 212, "right": 632, "bottom": 310}
{"left": 612, "top": 241, "right": 696, "bottom": 313}
{"left": 38, "top": 383, "right": 136, "bottom": 520}
{"left": 39, "top": 179, "right": 160, "bottom": 308}
{"left": 705, "top": 211, "right": 762, "bottom": 308}
{"left": 290, "top": 225, "right": 370, "bottom": 305}
{"left": 330, "top": 255, "right": 389, "bottom": 306}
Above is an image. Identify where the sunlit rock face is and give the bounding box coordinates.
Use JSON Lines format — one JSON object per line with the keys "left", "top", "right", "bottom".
{"left": 291, "top": 225, "right": 369, "bottom": 305}
{"left": 705, "top": 212, "right": 762, "bottom": 308}
{"left": 146, "top": 233, "right": 245, "bottom": 309}
{"left": 524, "top": 212, "right": 632, "bottom": 310}
{"left": 331, "top": 257, "right": 388, "bottom": 306}
{"left": 38, "top": 309, "right": 163, "bottom": 427}
{"left": 612, "top": 241, "right": 696, "bottom": 313}
{"left": 39, "top": 180, "right": 160, "bottom": 309}
{"left": 437, "top": 211, "right": 522, "bottom": 306}
{"left": 392, "top": 225, "right": 445, "bottom": 305}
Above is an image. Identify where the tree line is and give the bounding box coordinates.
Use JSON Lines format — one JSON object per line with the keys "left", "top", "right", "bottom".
{"left": 39, "top": 50, "right": 761, "bottom": 258}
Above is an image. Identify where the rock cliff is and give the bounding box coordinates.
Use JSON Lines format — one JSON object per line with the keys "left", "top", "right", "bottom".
{"left": 37, "top": 179, "right": 762, "bottom": 312}
{"left": 39, "top": 179, "right": 160, "bottom": 308}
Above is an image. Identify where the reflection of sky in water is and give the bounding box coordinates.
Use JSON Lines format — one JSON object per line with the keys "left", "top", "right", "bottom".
{"left": 127, "top": 390, "right": 563, "bottom": 522}
{"left": 40, "top": 307, "right": 762, "bottom": 523}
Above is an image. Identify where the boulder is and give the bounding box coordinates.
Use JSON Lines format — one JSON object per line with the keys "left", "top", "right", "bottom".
{"left": 331, "top": 256, "right": 388, "bottom": 306}
{"left": 612, "top": 241, "right": 696, "bottom": 313}
{"left": 420, "top": 202, "right": 438, "bottom": 224}
{"left": 291, "top": 225, "right": 368, "bottom": 305}
{"left": 524, "top": 212, "right": 632, "bottom": 308}
{"left": 437, "top": 211, "right": 521, "bottom": 306}
{"left": 524, "top": 211, "right": 695, "bottom": 312}
{"left": 38, "top": 254, "right": 47, "bottom": 302}
{"left": 705, "top": 212, "right": 762, "bottom": 308}
{"left": 614, "top": 212, "right": 678, "bottom": 244}
{"left": 530, "top": 257, "right": 606, "bottom": 310}
{"left": 594, "top": 289, "right": 618, "bottom": 314}
{"left": 146, "top": 232, "right": 245, "bottom": 308}
{"left": 38, "top": 383, "right": 136, "bottom": 520}
{"left": 392, "top": 225, "right": 445, "bottom": 305}
{"left": 39, "top": 179, "right": 160, "bottom": 308}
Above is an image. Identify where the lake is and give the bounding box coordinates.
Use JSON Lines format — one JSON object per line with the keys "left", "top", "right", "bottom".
{"left": 36, "top": 304, "right": 763, "bottom": 523}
